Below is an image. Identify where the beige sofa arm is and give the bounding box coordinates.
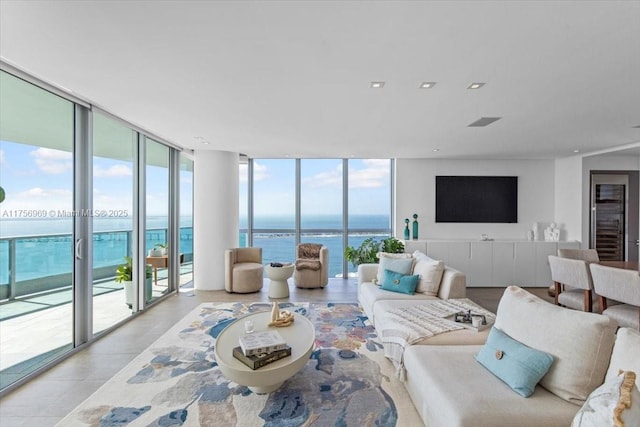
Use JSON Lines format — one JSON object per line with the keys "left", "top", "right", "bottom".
{"left": 357, "top": 263, "right": 379, "bottom": 285}
{"left": 437, "top": 269, "right": 467, "bottom": 299}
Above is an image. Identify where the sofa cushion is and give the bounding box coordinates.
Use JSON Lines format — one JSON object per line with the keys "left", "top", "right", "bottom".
{"left": 571, "top": 371, "right": 640, "bottom": 427}
{"left": 412, "top": 256, "right": 445, "bottom": 296}
{"left": 476, "top": 327, "right": 554, "bottom": 397}
{"left": 374, "top": 299, "right": 489, "bottom": 345}
{"left": 375, "top": 254, "right": 414, "bottom": 284}
{"left": 358, "top": 282, "right": 435, "bottom": 325}
{"left": 606, "top": 328, "right": 640, "bottom": 389}
{"left": 380, "top": 269, "right": 419, "bottom": 295}
{"left": 495, "top": 286, "right": 618, "bottom": 405}
{"left": 404, "top": 345, "right": 579, "bottom": 427}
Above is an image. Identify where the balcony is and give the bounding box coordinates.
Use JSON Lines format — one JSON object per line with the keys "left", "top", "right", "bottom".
{"left": 0, "top": 227, "right": 193, "bottom": 390}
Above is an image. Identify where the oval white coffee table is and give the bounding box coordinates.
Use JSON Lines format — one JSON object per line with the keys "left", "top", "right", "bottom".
{"left": 265, "top": 263, "right": 295, "bottom": 298}
{"left": 214, "top": 311, "right": 315, "bottom": 394}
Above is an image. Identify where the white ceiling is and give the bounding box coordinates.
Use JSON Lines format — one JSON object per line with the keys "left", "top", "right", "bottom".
{"left": 1, "top": 0, "right": 639, "bottom": 159}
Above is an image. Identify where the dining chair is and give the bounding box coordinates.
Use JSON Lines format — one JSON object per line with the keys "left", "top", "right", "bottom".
{"left": 557, "top": 248, "right": 600, "bottom": 263}
{"left": 548, "top": 255, "right": 594, "bottom": 312}
{"left": 590, "top": 263, "right": 640, "bottom": 330}
{"left": 548, "top": 248, "right": 600, "bottom": 298}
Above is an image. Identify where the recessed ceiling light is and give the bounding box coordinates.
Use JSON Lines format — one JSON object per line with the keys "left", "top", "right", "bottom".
{"left": 467, "top": 117, "right": 501, "bottom": 127}
{"left": 370, "top": 82, "right": 385, "bottom": 89}
{"left": 201, "top": 141, "right": 210, "bottom": 145}
{"left": 573, "top": 149, "right": 580, "bottom": 153}
{"left": 419, "top": 82, "right": 436, "bottom": 89}
{"left": 432, "top": 148, "right": 440, "bottom": 152}
{"left": 194, "top": 136, "right": 204, "bottom": 140}
{"left": 467, "top": 82, "right": 485, "bottom": 90}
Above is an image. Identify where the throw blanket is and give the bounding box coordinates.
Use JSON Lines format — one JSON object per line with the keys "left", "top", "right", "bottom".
{"left": 381, "top": 299, "right": 496, "bottom": 380}
{"left": 296, "top": 243, "right": 323, "bottom": 270}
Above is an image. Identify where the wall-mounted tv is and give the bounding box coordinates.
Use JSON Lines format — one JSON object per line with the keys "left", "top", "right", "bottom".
{"left": 435, "top": 176, "right": 518, "bottom": 223}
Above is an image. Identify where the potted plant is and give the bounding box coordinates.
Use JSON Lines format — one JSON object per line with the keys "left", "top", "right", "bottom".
{"left": 156, "top": 243, "right": 168, "bottom": 256}
{"left": 344, "top": 237, "right": 406, "bottom": 269}
{"left": 115, "top": 256, "right": 153, "bottom": 307}
{"left": 148, "top": 245, "right": 163, "bottom": 257}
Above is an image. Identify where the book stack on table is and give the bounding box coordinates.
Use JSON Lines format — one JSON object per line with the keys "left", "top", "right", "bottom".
{"left": 234, "top": 330, "right": 291, "bottom": 370}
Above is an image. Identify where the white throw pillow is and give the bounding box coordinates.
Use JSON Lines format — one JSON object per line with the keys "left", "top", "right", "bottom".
{"left": 412, "top": 258, "right": 444, "bottom": 296}
{"left": 375, "top": 253, "right": 413, "bottom": 285}
{"left": 571, "top": 371, "right": 640, "bottom": 427}
{"left": 606, "top": 328, "right": 640, "bottom": 389}
{"left": 494, "top": 286, "right": 618, "bottom": 404}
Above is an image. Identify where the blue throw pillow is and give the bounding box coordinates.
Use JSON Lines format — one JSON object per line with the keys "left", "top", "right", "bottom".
{"left": 476, "top": 327, "right": 554, "bottom": 398}
{"left": 380, "top": 269, "right": 419, "bottom": 295}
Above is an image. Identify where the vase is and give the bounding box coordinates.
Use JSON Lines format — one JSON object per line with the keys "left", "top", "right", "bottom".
{"left": 412, "top": 214, "right": 419, "bottom": 240}
{"left": 403, "top": 219, "right": 410, "bottom": 240}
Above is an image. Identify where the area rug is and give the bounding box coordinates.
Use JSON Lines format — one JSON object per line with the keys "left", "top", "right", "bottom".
{"left": 58, "top": 302, "right": 423, "bottom": 426}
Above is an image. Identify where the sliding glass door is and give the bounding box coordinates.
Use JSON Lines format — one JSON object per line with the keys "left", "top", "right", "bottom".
{"left": 0, "top": 71, "right": 75, "bottom": 389}
{"left": 92, "top": 113, "right": 136, "bottom": 333}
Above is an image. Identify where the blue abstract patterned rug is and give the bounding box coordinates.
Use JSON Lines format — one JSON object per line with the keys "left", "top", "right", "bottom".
{"left": 58, "top": 302, "right": 422, "bottom": 426}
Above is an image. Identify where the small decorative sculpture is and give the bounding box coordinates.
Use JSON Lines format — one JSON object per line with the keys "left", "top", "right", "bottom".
{"left": 544, "top": 222, "right": 561, "bottom": 242}
{"left": 268, "top": 301, "right": 294, "bottom": 327}
{"left": 412, "top": 214, "right": 419, "bottom": 240}
{"left": 403, "top": 218, "right": 410, "bottom": 240}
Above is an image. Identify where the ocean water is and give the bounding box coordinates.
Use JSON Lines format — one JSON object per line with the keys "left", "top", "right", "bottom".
{"left": 0, "top": 214, "right": 389, "bottom": 291}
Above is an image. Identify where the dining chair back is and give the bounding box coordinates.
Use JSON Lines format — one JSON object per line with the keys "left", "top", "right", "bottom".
{"left": 548, "top": 255, "right": 594, "bottom": 312}
{"left": 590, "top": 263, "right": 640, "bottom": 330}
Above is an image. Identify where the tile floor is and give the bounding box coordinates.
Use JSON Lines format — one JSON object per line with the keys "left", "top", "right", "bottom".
{"left": 0, "top": 280, "right": 552, "bottom": 427}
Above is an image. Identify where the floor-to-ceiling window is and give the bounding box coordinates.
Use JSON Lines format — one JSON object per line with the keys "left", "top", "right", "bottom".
{"left": 244, "top": 158, "right": 392, "bottom": 278}
{"left": 145, "top": 138, "right": 171, "bottom": 303}
{"left": 300, "top": 159, "right": 344, "bottom": 278}
{"left": 0, "top": 68, "right": 186, "bottom": 394}
{"left": 239, "top": 157, "right": 249, "bottom": 247}
{"left": 0, "top": 71, "right": 75, "bottom": 389}
{"left": 347, "top": 159, "right": 393, "bottom": 275}
{"left": 252, "top": 159, "right": 296, "bottom": 264}
{"left": 179, "top": 154, "right": 193, "bottom": 286}
{"left": 92, "top": 112, "right": 136, "bottom": 333}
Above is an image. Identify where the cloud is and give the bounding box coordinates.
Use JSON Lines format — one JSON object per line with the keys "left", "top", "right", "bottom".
{"left": 302, "top": 164, "right": 343, "bottom": 188}
{"left": 94, "top": 164, "right": 133, "bottom": 178}
{"left": 29, "top": 147, "right": 72, "bottom": 174}
{"left": 1, "top": 187, "right": 72, "bottom": 212}
{"left": 253, "top": 161, "right": 269, "bottom": 181}
{"left": 0, "top": 149, "right": 4, "bottom": 164}
{"left": 349, "top": 159, "right": 390, "bottom": 189}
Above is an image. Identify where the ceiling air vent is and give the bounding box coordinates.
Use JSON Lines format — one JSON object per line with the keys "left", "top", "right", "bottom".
{"left": 468, "top": 117, "right": 502, "bottom": 127}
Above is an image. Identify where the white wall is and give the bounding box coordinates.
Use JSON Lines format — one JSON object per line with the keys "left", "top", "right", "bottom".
{"left": 395, "top": 159, "right": 556, "bottom": 241}
{"left": 193, "top": 150, "right": 239, "bottom": 290}
{"left": 554, "top": 155, "right": 583, "bottom": 241}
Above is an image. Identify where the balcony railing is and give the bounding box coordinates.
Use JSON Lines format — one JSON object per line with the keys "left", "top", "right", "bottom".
{"left": 0, "top": 227, "right": 193, "bottom": 302}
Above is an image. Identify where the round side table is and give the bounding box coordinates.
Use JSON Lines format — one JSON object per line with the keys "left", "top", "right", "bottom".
{"left": 265, "top": 263, "right": 295, "bottom": 298}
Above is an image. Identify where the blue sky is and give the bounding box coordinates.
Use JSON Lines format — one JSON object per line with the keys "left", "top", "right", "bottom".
{"left": 0, "top": 140, "right": 192, "bottom": 218}
{"left": 239, "top": 158, "right": 391, "bottom": 217}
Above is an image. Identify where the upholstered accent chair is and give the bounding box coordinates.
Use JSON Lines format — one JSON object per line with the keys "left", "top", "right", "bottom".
{"left": 549, "top": 255, "right": 595, "bottom": 312}
{"left": 590, "top": 263, "right": 640, "bottom": 330}
{"left": 224, "top": 247, "right": 264, "bottom": 293}
{"left": 293, "top": 243, "right": 328, "bottom": 289}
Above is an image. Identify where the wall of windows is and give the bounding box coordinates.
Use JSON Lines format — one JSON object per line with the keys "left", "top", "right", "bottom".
{"left": 243, "top": 158, "right": 392, "bottom": 278}
{"left": 0, "top": 69, "right": 190, "bottom": 393}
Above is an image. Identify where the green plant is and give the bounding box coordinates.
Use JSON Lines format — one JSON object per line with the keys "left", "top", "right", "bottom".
{"left": 381, "top": 237, "right": 405, "bottom": 254}
{"left": 155, "top": 243, "right": 168, "bottom": 249}
{"left": 115, "top": 256, "right": 152, "bottom": 283}
{"left": 344, "top": 237, "right": 405, "bottom": 268}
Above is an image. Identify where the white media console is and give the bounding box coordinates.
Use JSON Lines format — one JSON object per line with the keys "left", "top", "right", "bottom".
{"left": 404, "top": 239, "right": 581, "bottom": 287}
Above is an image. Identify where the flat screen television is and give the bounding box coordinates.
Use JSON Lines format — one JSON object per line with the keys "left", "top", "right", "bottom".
{"left": 435, "top": 176, "right": 518, "bottom": 223}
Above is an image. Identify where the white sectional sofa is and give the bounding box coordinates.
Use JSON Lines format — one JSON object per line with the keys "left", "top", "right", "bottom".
{"left": 403, "top": 287, "right": 639, "bottom": 427}
{"left": 357, "top": 251, "right": 640, "bottom": 426}
{"left": 358, "top": 251, "right": 489, "bottom": 346}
